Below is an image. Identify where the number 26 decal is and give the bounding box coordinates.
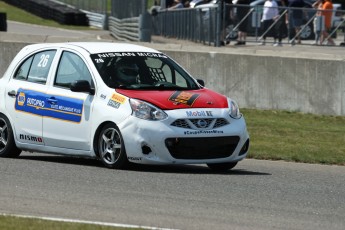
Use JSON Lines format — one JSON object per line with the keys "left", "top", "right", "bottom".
{"left": 37, "top": 54, "right": 50, "bottom": 67}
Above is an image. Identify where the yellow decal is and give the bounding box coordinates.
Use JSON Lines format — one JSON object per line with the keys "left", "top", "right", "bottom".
{"left": 111, "top": 93, "right": 126, "bottom": 104}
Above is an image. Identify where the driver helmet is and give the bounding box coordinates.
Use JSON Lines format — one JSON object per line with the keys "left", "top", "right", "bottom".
{"left": 115, "top": 59, "right": 139, "bottom": 85}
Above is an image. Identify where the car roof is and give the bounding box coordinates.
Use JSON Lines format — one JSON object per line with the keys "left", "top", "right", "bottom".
{"left": 22, "top": 42, "right": 161, "bottom": 55}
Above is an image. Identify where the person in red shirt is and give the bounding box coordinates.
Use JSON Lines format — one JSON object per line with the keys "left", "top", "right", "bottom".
{"left": 320, "top": 0, "right": 335, "bottom": 45}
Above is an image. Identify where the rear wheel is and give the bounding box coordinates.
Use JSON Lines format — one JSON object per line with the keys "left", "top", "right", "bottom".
{"left": 300, "top": 24, "right": 313, "bottom": 40}
{"left": 97, "top": 123, "right": 128, "bottom": 169}
{"left": 207, "top": 162, "right": 238, "bottom": 172}
{"left": 0, "top": 114, "right": 21, "bottom": 158}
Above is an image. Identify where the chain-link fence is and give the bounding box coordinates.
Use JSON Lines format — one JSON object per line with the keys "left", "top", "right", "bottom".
{"left": 154, "top": 1, "right": 345, "bottom": 47}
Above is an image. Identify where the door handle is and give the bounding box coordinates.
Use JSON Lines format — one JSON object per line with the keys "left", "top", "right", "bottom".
{"left": 8, "top": 90, "right": 16, "bottom": 97}
{"left": 47, "top": 97, "right": 58, "bottom": 105}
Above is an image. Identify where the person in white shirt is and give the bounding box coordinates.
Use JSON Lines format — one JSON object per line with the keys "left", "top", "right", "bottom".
{"left": 259, "top": 0, "right": 279, "bottom": 45}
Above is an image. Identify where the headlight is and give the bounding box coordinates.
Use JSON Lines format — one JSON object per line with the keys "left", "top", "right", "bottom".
{"left": 228, "top": 99, "right": 242, "bottom": 119}
{"left": 129, "top": 99, "right": 168, "bottom": 121}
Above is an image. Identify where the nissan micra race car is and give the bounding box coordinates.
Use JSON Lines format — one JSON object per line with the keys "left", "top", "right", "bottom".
{"left": 0, "top": 42, "right": 249, "bottom": 171}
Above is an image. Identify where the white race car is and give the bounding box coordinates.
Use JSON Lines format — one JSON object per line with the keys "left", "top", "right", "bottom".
{"left": 0, "top": 42, "right": 249, "bottom": 171}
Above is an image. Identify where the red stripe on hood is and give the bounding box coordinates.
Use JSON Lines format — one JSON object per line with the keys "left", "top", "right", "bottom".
{"left": 116, "top": 88, "right": 228, "bottom": 110}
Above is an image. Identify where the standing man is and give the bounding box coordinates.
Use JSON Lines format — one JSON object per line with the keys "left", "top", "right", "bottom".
{"left": 234, "top": 0, "right": 251, "bottom": 45}
{"left": 288, "top": 0, "right": 306, "bottom": 45}
{"left": 320, "top": 0, "right": 336, "bottom": 45}
{"left": 260, "top": 0, "right": 279, "bottom": 45}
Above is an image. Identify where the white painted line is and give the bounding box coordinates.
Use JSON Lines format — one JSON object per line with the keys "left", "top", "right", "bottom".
{"left": 0, "top": 213, "right": 179, "bottom": 230}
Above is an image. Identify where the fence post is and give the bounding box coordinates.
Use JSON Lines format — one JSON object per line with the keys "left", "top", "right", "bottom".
{"left": 0, "top": 12, "right": 7, "bottom": 31}
{"left": 139, "top": 0, "right": 151, "bottom": 42}
{"left": 215, "top": 0, "right": 223, "bottom": 47}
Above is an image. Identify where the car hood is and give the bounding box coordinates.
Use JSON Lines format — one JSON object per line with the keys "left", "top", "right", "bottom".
{"left": 116, "top": 88, "right": 229, "bottom": 110}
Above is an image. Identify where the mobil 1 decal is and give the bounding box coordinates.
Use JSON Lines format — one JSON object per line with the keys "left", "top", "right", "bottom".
{"left": 169, "top": 91, "right": 200, "bottom": 106}
{"left": 15, "top": 88, "right": 83, "bottom": 123}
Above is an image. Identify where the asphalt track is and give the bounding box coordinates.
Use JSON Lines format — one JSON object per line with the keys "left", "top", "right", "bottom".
{"left": 0, "top": 152, "right": 344, "bottom": 230}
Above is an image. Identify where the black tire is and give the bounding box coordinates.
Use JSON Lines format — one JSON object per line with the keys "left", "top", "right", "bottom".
{"left": 97, "top": 123, "right": 128, "bottom": 169}
{"left": 300, "top": 24, "right": 314, "bottom": 40}
{"left": 0, "top": 114, "right": 21, "bottom": 158}
{"left": 207, "top": 162, "right": 238, "bottom": 172}
{"left": 225, "top": 24, "right": 238, "bottom": 40}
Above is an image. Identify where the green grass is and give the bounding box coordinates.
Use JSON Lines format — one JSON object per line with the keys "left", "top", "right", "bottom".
{"left": 0, "top": 0, "right": 157, "bottom": 29}
{"left": 242, "top": 109, "right": 345, "bottom": 165}
{"left": 0, "top": 1, "right": 93, "bottom": 30}
{"left": 0, "top": 215, "right": 143, "bottom": 230}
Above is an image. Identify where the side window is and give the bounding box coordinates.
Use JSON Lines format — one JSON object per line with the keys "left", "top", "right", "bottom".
{"left": 14, "top": 50, "right": 56, "bottom": 83}
{"left": 14, "top": 56, "right": 33, "bottom": 80}
{"left": 28, "top": 50, "right": 56, "bottom": 83}
{"left": 55, "top": 51, "right": 93, "bottom": 89}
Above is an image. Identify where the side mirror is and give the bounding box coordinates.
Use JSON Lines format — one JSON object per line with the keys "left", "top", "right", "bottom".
{"left": 70, "top": 80, "right": 95, "bottom": 95}
{"left": 197, "top": 79, "right": 205, "bottom": 87}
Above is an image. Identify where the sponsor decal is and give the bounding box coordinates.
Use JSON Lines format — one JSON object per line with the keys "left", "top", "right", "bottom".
{"left": 100, "top": 94, "right": 107, "bottom": 100}
{"left": 169, "top": 91, "right": 200, "bottom": 106}
{"left": 128, "top": 157, "right": 142, "bottom": 161}
{"left": 186, "top": 111, "right": 213, "bottom": 117}
{"left": 111, "top": 93, "right": 126, "bottom": 104}
{"left": 17, "top": 92, "right": 25, "bottom": 106}
{"left": 107, "top": 99, "right": 121, "bottom": 109}
{"left": 19, "top": 134, "right": 43, "bottom": 143}
{"left": 93, "top": 52, "right": 167, "bottom": 63}
{"left": 107, "top": 93, "right": 126, "bottom": 109}
{"left": 184, "top": 130, "right": 224, "bottom": 135}
{"left": 15, "top": 89, "right": 83, "bottom": 123}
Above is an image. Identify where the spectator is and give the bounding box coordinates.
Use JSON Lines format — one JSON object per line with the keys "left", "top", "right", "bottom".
{"left": 274, "top": 0, "right": 289, "bottom": 46}
{"left": 288, "top": 0, "right": 306, "bottom": 45}
{"left": 220, "top": 0, "right": 233, "bottom": 45}
{"left": 234, "top": 0, "right": 251, "bottom": 45}
{"left": 259, "top": 0, "right": 279, "bottom": 45}
{"left": 311, "top": 0, "right": 323, "bottom": 45}
{"left": 169, "top": 0, "right": 184, "bottom": 9}
{"left": 320, "top": 0, "right": 335, "bottom": 45}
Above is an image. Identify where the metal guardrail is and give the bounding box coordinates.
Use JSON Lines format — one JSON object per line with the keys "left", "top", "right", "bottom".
{"left": 108, "top": 16, "right": 140, "bottom": 41}
{"left": 81, "top": 10, "right": 108, "bottom": 29}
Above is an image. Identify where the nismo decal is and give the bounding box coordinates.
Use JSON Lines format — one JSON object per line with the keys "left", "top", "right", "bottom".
{"left": 15, "top": 89, "right": 83, "bottom": 123}
{"left": 169, "top": 91, "right": 200, "bottom": 106}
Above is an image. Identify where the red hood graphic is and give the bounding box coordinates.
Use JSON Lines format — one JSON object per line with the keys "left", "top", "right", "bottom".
{"left": 116, "top": 88, "right": 228, "bottom": 109}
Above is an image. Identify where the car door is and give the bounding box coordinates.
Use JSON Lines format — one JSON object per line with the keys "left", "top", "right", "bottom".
{"left": 5, "top": 50, "right": 57, "bottom": 146}
{"left": 43, "top": 50, "right": 95, "bottom": 151}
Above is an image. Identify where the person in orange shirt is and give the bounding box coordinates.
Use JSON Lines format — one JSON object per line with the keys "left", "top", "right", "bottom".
{"left": 320, "top": 0, "right": 335, "bottom": 45}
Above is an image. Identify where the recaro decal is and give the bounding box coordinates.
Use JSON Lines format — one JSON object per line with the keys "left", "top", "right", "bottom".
{"left": 15, "top": 89, "right": 84, "bottom": 123}
{"left": 111, "top": 93, "right": 126, "bottom": 104}
{"left": 107, "top": 93, "right": 126, "bottom": 109}
{"left": 169, "top": 91, "right": 200, "bottom": 106}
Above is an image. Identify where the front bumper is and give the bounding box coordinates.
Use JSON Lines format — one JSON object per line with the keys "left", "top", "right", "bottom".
{"left": 118, "top": 109, "right": 249, "bottom": 165}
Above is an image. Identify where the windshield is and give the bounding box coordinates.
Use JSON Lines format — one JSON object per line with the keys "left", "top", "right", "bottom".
{"left": 91, "top": 52, "right": 200, "bottom": 90}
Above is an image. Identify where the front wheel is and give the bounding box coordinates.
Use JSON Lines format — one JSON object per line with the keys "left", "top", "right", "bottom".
{"left": 0, "top": 114, "right": 22, "bottom": 158}
{"left": 97, "top": 123, "right": 128, "bottom": 169}
{"left": 207, "top": 162, "right": 238, "bottom": 172}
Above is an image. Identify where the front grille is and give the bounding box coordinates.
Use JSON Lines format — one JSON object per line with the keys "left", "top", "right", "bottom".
{"left": 189, "top": 118, "right": 214, "bottom": 128}
{"left": 171, "top": 118, "right": 229, "bottom": 130}
{"left": 165, "top": 136, "right": 240, "bottom": 160}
